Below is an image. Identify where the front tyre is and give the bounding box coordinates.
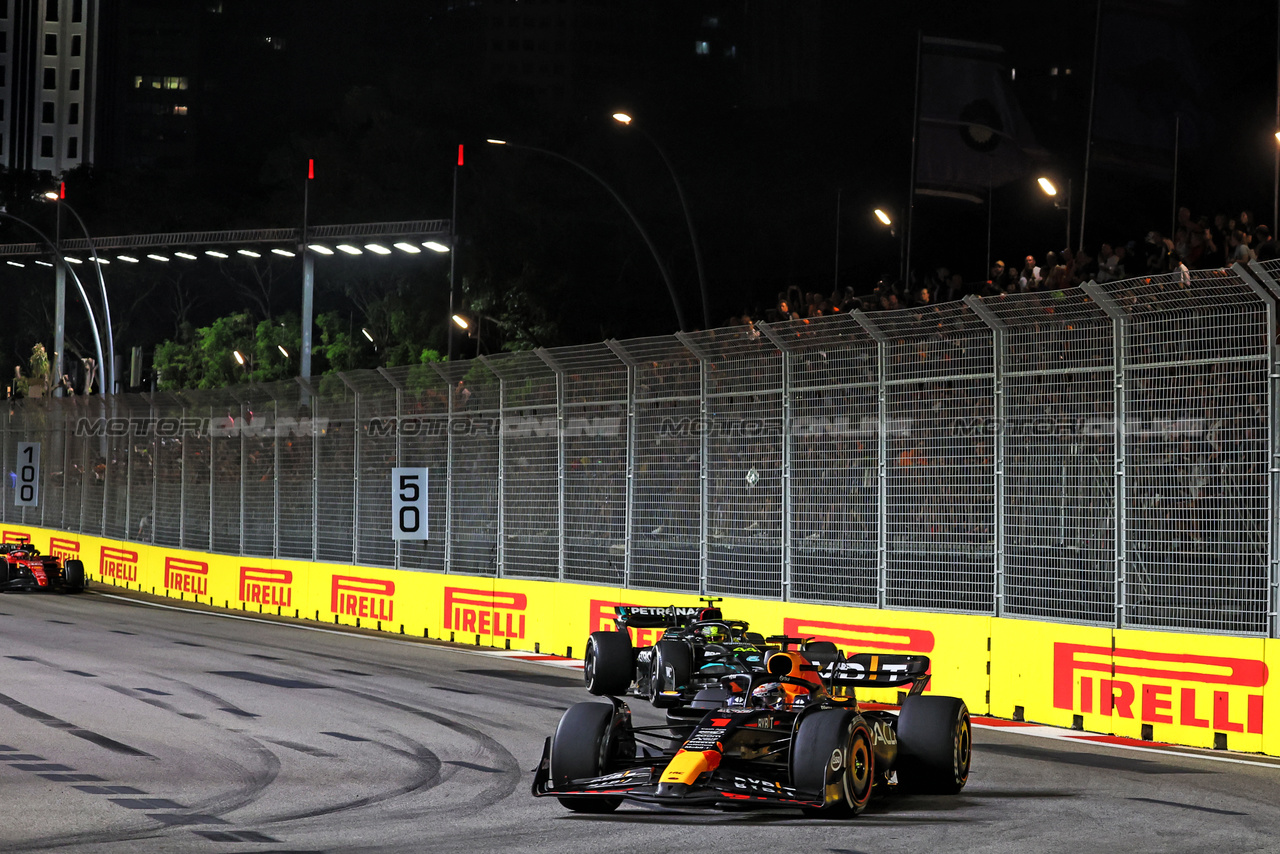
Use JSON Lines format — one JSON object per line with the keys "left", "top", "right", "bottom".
{"left": 792, "top": 709, "right": 873, "bottom": 817}
{"left": 550, "top": 702, "right": 627, "bottom": 813}
{"left": 584, "top": 631, "right": 632, "bottom": 696}
{"left": 896, "top": 695, "right": 971, "bottom": 794}
{"left": 64, "top": 559, "right": 86, "bottom": 592}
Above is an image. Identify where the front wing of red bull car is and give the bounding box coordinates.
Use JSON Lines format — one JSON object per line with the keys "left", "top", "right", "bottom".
{"left": 534, "top": 647, "right": 971, "bottom": 815}
{"left": 0, "top": 542, "right": 87, "bottom": 593}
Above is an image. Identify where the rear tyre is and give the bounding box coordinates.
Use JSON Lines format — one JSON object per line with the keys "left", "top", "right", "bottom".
{"left": 550, "top": 702, "right": 628, "bottom": 813}
{"left": 650, "top": 640, "right": 693, "bottom": 706}
{"left": 896, "top": 695, "right": 971, "bottom": 794}
{"left": 64, "top": 560, "right": 86, "bottom": 592}
{"left": 584, "top": 631, "right": 632, "bottom": 696}
{"left": 792, "top": 709, "right": 873, "bottom": 817}
{"left": 0, "top": 561, "right": 9, "bottom": 590}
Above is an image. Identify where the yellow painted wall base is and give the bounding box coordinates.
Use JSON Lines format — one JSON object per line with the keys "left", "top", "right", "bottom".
{"left": 12, "top": 524, "right": 1275, "bottom": 757}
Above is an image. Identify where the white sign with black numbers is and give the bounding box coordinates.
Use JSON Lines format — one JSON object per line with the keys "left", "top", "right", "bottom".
{"left": 15, "top": 442, "right": 40, "bottom": 507}
{"left": 391, "top": 467, "right": 429, "bottom": 540}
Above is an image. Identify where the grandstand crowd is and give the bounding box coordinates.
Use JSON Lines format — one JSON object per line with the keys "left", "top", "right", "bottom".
{"left": 754, "top": 206, "right": 1280, "bottom": 324}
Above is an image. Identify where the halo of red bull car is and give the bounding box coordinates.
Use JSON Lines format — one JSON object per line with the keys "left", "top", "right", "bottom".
{"left": 0, "top": 538, "right": 86, "bottom": 593}
{"left": 533, "top": 600, "right": 971, "bottom": 816}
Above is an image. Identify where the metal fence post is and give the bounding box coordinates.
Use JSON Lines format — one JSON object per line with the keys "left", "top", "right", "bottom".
{"left": 757, "top": 323, "right": 792, "bottom": 601}
{"left": 1082, "top": 283, "right": 1126, "bottom": 628}
{"left": 535, "top": 349, "right": 567, "bottom": 581}
{"left": 674, "top": 332, "right": 709, "bottom": 595}
{"left": 965, "top": 296, "right": 1007, "bottom": 617}
{"left": 852, "top": 311, "right": 888, "bottom": 609}
{"left": 338, "top": 373, "right": 361, "bottom": 565}
{"left": 1246, "top": 261, "right": 1280, "bottom": 638}
{"left": 479, "top": 354, "right": 506, "bottom": 578}
{"left": 378, "top": 368, "right": 405, "bottom": 570}
{"left": 606, "top": 340, "right": 637, "bottom": 589}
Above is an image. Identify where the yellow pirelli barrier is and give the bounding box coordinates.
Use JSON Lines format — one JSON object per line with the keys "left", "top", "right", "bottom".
{"left": 8, "top": 523, "right": 1276, "bottom": 756}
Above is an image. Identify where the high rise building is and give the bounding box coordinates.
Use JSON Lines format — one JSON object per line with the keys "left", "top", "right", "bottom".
{"left": 0, "top": 0, "right": 100, "bottom": 174}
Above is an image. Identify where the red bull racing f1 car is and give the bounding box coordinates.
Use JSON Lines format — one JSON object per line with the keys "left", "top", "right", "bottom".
{"left": 0, "top": 540, "right": 87, "bottom": 593}
{"left": 536, "top": 641, "right": 971, "bottom": 816}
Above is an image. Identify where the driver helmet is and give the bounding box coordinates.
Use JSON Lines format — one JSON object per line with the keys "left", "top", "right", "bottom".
{"left": 751, "top": 681, "right": 789, "bottom": 709}
{"left": 699, "top": 624, "right": 728, "bottom": 643}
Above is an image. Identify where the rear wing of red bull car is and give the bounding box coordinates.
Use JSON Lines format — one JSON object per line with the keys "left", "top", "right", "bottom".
{"left": 821, "top": 653, "right": 931, "bottom": 695}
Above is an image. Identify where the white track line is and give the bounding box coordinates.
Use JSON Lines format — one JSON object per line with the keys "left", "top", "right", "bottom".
{"left": 95, "top": 591, "right": 1279, "bottom": 770}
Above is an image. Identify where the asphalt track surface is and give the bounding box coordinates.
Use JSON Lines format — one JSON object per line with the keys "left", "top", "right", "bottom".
{"left": 1, "top": 589, "right": 1278, "bottom": 854}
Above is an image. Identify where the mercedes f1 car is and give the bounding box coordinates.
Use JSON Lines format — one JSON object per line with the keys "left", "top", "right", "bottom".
{"left": 0, "top": 540, "right": 87, "bottom": 593}
{"left": 536, "top": 643, "right": 971, "bottom": 816}
{"left": 584, "top": 601, "right": 787, "bottom": 710}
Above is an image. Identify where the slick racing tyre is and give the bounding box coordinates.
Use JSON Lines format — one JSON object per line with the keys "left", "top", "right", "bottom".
{"left": 650, "top": 640, "right": 692, "bottom": 706}
{"left": 792, "top": 709, "right": 873, "bottom": 817}
{"left": 584, "top": 631, "right": 632, "bottom": 696}
{"left": 896, "top": 695, "right": 971, "bottom": 794}
{"left": 64, "top": 559, "right": 86, "bottom": 593}
{"left": 550, "top": 702, "right": 630, "bottom": 813}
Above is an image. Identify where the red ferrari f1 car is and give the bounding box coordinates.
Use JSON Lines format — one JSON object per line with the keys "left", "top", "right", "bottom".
{"left": 0, "top": 539, "right": 87, "bottom": 593}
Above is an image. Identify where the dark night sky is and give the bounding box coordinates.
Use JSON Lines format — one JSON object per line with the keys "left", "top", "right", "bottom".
{"left": 12, "top": 0, "right": 1280, "bottom": 373}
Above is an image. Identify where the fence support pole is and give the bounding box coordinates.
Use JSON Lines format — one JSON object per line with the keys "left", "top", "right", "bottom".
{"left": 606, "top": 340, "right": 638, "bottom": 590}
{"left": 853, "top": 312, "right": 889, "bottom": 609}
{"left": 966, "top": 296, "right": 1007, "bottom": 617}
{"left": 1082, "top": 283, "right": 1127, "bottom": 628}
{"left": 1244, "top": 261, "right": 1280, "bottom": 638}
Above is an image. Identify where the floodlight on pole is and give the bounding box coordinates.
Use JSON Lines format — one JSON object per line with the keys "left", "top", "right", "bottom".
{"left": 486, "top": 136, "right": 687, "bottom": 331}
{"left": 1038, "top": 176, "right": 1072, "bottom": 249}
{"left": 610, "top": 109, "right": 709, "bottom": 328}
{"left": 874, "top": 209, "right": 892, "bottom": 227}
{"left": 39, "top": 187, "right": 116, "bottom": 394}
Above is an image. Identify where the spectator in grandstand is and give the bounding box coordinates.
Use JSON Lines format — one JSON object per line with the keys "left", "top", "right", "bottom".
{"left": 1019, "top": 255, "right": 1040, "bottom": 291}
{"left": 1170, "top": 250, "right": 1191, "bottom": 287}
{"left": 1229, "top": 229, "right": 1253, "bottom": 264}
{"left": 1254, "top": 225, "right": 1278, "bottom": 262}
{"left": 1143, "top": 231, "right": 1171, "bottom": 273}
{"left": 1096, "top": 243, "right": 1123, "bottom": 283}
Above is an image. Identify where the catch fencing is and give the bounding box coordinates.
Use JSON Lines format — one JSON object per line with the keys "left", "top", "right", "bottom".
{"left": 4, "top": 263, "right": 1279, "bottom": 638}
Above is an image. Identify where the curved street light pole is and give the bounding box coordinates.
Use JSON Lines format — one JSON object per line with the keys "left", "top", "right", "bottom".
{"left": 0, "top": 211, "right": 106, "bottom": 392}
{"left": 52, "top": 198, "right": 115, "bottom": 395}
{"left": 612, "top": 112, "right": 709, "bottom": 329}
{"left": 486, "top": 138, "right": 688, "bottom": 332}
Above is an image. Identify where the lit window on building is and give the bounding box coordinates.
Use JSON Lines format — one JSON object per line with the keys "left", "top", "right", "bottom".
{"left": 173, "top": 105, "right": 187, "bottom": 115}
{"left": 163, "top": 76, "right": 188, "bottom": 90}
{"left": 695, "top": 41, "right": 709, "bottom": 56}
{"left": 134, "top": 75, "right": 142, "bottom": 88}
{"left": 44, "top": 34, "right": 56, "bottom": 56}
{"left": 43, "top": 67, "right": 55, "bottom": 89}
{"left": 40, "top": 135, "right": 52, "bottom": 157}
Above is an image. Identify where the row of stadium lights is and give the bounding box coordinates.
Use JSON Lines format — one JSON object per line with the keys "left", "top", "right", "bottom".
{"left": 3, "top": 239, "right": 451, "bottom": 269}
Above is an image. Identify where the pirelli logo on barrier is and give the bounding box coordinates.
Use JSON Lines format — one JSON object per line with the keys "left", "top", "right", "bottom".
{"left": 332, "top": 575, "right": 395, "bottom": 621}
{"left": 48, "top": 537, "right": 80, "bottom": 561}
{"left": 2, "top": 530, "right": 31, "bottom": 544}
{"left": 1053, "top": 643, "right": 1267, "bottom": 734}
{"left": 100, "top": 546, "right": 139, "bottom": 582}
{"left": 240, "top": 567, "right": 293, "bottom": 608}
{"left": 782, "top": 618, "right": 936, "bottom": 654}
{"left": 444, "top": 587, "right": 527, "bottom": 638}
{"left": 164, "top": 557, "right": 209, "bottom": 596}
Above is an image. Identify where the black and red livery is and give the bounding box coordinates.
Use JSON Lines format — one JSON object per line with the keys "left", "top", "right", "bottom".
{"left": 0, "top": 538, "right": 87, "bottom": 593}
